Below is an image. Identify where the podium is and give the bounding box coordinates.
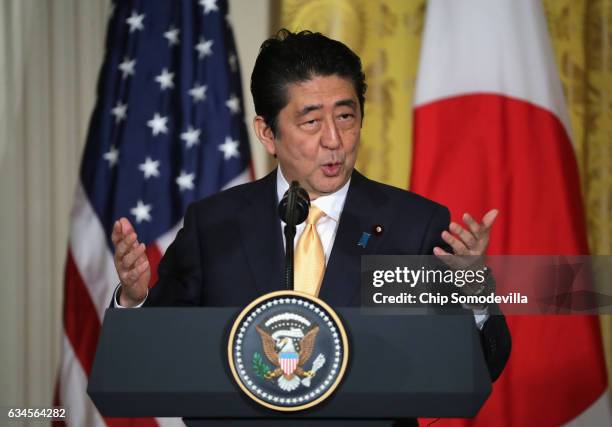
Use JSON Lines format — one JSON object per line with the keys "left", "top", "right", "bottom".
{"left": 88, "top": 308, "right": 491, "bottom": 424}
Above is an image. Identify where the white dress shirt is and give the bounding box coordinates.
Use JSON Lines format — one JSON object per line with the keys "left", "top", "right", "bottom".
{"left": 276, "top": 167, "right": 349, "bottom": 264}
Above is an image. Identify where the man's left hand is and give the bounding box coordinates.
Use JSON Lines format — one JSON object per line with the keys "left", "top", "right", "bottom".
{"left": 433, "top": 209, "right": 498, "bottom": 270}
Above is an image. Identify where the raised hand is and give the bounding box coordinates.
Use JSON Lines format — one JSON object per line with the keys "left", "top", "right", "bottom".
{"left": 111, "top": 217, "right": 150, "bottom": 307}
{"left": 433, "top": 209, "right": 498, "bottom": 271}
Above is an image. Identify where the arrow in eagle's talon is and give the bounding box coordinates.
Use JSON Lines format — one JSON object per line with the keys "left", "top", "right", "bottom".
{"left": 301, "top": 354, "right": 326, "bottom": 387}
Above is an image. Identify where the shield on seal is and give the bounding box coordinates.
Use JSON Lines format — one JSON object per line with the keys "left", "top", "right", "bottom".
{"left": 279, "top": 351, "right": 299, "bottom": 375}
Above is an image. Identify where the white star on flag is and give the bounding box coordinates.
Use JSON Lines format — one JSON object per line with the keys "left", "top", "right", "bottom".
{"left": 118, "top": 57, "right": 136, "bottom": 79}
{"left": 155, "top": 68, "right": 174, "bottom": 90}
{"left": 138, "top": 157, "right": 160, "bottom": 179}
{"left": 147, "top": 113, "right": 169, "bottom": 136}
{"left": 164, "top": 26, "right": 180, "bottom": 46}
{"left": 180, "top": 126, "right": 202, "bottom": 149}
{"left": 126, "top": 11, "right": 145, "bottom": 33}
{"left": 199, "top": 0, "right": 218, "bottom": 14}
{"left": 176, "top": 171, "right": 195, "bottom": 191}
{"left": 103, "top": 146, "right": 119, "bottom": 167}
{"left": 188, "top": 83, "right": 207, "bottom": 102}
{"left": 228, "top": 53, "right": 238, "bottom": 73}
{"left": 219, "top": 136, "right": 240, "bottom": 160}
{"left": 195, "top": 37, "right": 213, "bottom": 59}
{"left": 130, "top": 200, "right": 152, "bottom": 223}
{"left": 225, "top": 94, "right": 240, "bottom": 114}
{"left": 111, "top": 102, "right": 127, "bottom": 123}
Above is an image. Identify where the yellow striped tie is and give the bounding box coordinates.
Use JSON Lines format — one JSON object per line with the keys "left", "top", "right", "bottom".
{"left": 294, "top": 205, "right": 326, "bottom": 296}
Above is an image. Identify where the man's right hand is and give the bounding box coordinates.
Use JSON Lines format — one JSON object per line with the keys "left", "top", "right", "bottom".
{"left": 112, "top": 217, "right": 150, "bottom": 307}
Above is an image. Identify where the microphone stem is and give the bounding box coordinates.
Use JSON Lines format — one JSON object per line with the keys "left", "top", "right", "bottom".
{"left": 283, "top": 224, "right": 296, "bottom": 290}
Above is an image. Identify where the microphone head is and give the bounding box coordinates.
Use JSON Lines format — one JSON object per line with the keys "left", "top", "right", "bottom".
{"left": 279, "top": 181, "right": 310, "bottom": 226}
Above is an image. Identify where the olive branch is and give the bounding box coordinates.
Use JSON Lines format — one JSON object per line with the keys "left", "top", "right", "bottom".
{"left": 252, "top": 352, "right": 272, "bottom": 378}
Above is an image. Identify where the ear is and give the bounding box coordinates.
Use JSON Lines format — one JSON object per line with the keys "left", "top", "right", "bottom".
{"left": 253, "top": 116, "right": 277, "bottom": 157}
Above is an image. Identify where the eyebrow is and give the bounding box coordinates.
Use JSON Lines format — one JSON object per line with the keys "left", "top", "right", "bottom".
{"left": 295, "top": 99, "right": 357, "bottom": 118}
{"left": 296, "top": 104, "right": 323, "bottom": 118}
{"left": 335, "top": 99, "right": 357, "bottom": 109}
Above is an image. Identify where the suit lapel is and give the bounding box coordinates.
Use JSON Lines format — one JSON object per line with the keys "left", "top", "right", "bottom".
{"left": 240, "top": 171, "right": 285, "bottom": 296}
{"left": 319, "top": 170, "right": 389, "bottom": 306}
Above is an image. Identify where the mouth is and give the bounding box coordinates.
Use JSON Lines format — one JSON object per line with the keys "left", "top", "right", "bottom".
{"left": 321, "top": 161, "right": 343, "bottom": 177}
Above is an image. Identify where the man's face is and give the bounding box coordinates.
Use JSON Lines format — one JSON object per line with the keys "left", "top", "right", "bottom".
{"left": 259, "top": 75, "right": 361, "bottom": 200}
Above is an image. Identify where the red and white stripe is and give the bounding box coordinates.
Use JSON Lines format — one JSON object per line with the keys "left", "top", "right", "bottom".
{"left": 280, "top": 355, "right": 299, "bottom": 376}
{"left": 56, "top": 169, "right": 251, "bottom": 426}
{"left": 411, "top": 0, "right": 610, "bottom": 425}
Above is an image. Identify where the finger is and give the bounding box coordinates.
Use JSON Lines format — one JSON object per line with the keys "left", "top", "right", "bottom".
{"left": 462, "top": 213, "right": 483, "bottom": 238}
{"left": 115, "top": 232, "right": 137, "bottom": 258}
{"left": 450, "top": 222, "right": 477, "bottom": 249}
{"left": 433, "top": 246, "right": 451, "bottom": 256}
{"left": 441, "top": 230, "right": 468, "bottom": 255}
{"left": 111, "top": 220, "right": 122, "bottom": 245}
{"left": 128, "top": 265, "right": 142, "bottom": 282}
{"left": 128, "top": 259, "right": 149, "bottom": 282}
{"left": 137, "top": 259, "right": 149, "bottom": 274}
{"left": 115, "top": 232, "right": 138, "bottom": 259}
{"left": 121, "top": 243, "right": 146, "bottom": 270}
{"left": 482, "top": 209, "right": 499, "bottom": 229}
{"left": 119, "top": 217, "right": 134, "bottom": 236}
{"left": 134, "top": 253, "right": 147, "bottom": 267}
{"left": 433, "top": 247, "right": 462, "bottom": 269}
{"left": 123, "top": 256, "right": 149, "bottom": 283}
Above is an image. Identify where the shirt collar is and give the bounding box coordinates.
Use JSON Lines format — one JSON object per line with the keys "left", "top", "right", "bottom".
{"left": 276, "top": 167, "right": 350, "bottom": 222}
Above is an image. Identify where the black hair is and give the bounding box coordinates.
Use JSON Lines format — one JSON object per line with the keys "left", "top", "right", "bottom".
{"left": 250, "top": 29, "right": 366, "bottom": 136}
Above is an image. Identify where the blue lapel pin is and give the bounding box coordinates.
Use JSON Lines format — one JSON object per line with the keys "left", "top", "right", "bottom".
{"left": 357, "top": 232, "right": 371, "bottom": 248}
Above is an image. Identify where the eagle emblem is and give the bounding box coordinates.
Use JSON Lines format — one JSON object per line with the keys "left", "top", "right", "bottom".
{"left": 254, "top": 321, "right": 326, "bottom": 392}
{"left": 228, "top": 291, "right": 348, "bottom": 411}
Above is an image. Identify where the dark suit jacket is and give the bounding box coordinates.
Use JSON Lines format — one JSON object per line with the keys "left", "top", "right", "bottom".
{"left": 145, "top": 169, "right": 510, "bottom": 381}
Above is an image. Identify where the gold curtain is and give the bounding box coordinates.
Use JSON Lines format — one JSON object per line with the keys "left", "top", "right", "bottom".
{"left": 543, "top": 0, "right": 612, "bottom": 389}
{"left": 279, "top": 0, "right": 612, "bottom": 388}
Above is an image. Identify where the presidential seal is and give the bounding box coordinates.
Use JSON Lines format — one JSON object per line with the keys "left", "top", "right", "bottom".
{"left": 228, "top": 290, "right": 349, "bottom": 411}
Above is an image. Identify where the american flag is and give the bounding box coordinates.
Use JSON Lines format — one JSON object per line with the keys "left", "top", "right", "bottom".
{"left": 56, "top": 1, "right": 251, "bottom": 426}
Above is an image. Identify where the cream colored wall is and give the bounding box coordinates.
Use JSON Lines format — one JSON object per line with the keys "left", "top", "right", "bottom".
{"left": 231, "top": 0, "right": 274, "bottom": 177}
{"left": 0, "top": 0, "right": 272, "bottom": 422}
{"left": 0, "top": 2, "right": 112, "bottom": 418}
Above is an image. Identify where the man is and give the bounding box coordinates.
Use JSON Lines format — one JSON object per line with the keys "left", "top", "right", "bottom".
{"left": 111, "top": 30, "right": 510, "bottom": 382}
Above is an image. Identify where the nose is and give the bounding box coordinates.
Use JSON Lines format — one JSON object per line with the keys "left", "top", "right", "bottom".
{"left": 320, "top": 117, "right": 341, "bottom": 150}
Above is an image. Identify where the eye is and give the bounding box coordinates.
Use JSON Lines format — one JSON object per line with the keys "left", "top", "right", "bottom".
{"left": 300, "top": 119, "right": 320, "bottom": 131}
{"left": 337, "top": 113, "right": 356, "bottom": 127}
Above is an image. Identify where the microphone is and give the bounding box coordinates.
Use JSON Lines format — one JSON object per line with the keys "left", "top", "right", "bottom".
{"left": 278, "top": 181, "right": 310, "bottom": 291}
{"left": 278, "top": 181, "right": 310, "bottom": 226}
